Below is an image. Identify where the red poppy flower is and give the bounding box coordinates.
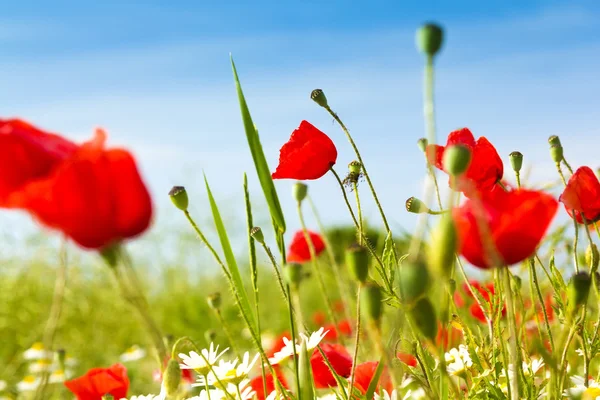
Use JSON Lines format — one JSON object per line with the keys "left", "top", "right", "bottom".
{"left": 352, "top": 361, "right": 393, "bottom": 396}
{"left": 436, "top": 324, "right": 463, "bottom": 349}
{"left": 311, "top": 343, "right": 352, "bottom": 388}
{"left": 396, "top": 352, "right": 417, "bottom": 368}
{"left": 462, "top": 281, "right": 505, "bottom": 323}
{"left": 0, "top": 119, "right": 152, "bottom": 249}
{"left": 453, "top": 188, "right": 558, "bottom": 268}
{"left": 313, "top": 311, "right": 326, "bottom": 326}
{"left": 338, "top": 319, "right": 353, "bottom": 337}
{"left": 323, "top": 324, "right": 339, "bottom": 341}
{"left": 249, "top": 368, "right": 288, "bottom": 400}
{"left": 559, "top": 166, "right": 600, "bottom": 224}
{"left": 426, "top": 128, "right": 503, "bottom": 195}
{"left": 64, "top": 363, "right": 129, "bottom": 400}
{"left": 272, "top": 120, "right": 337, "bottom": 180}
{"left": 287, "top": 230, "right": 326, "bottom": 263}
{"left": 333, "top": 300, "right": 346, "bottom": 314}
{"left": 267, "top": 332, "right": 290, "bottom": 358}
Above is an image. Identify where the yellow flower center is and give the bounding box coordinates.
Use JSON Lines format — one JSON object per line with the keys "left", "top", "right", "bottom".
{"left": 31, "top": 343, "right": 44, "bottom": 351}
{"left": 583, "top": 387, "right": 600, "bottom": 399}
{"left": 23, "top": 376, "right": 36, "bottom": 383}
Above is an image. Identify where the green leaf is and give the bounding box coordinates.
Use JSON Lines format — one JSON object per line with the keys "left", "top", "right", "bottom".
{"left": 382, "top": 232, "right": 397, "bottom": 282}
{"left": 364, "top": 355, "right": 385, "bottom": 399}
{"left": 204, "top": 174, "right": 256, "bottom": 332}
{"left": 231, "top": 57, "right": 286, "bottom": 235}
{"left": 243, "top": 174, "right": 258, "bottom": 292}
{"left": 298, "top": 341, "right": 315, "bottom": 400}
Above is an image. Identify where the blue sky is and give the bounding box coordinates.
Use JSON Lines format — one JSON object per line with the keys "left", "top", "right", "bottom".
{"left": 1, "top": 1, "right": 600, "bottom": 257}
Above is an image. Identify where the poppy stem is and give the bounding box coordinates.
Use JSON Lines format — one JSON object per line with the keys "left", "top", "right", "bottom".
{"left": 502, "top": 267, "right": 521, "bottom": 400}
{"left": 259, "top": 242, "right": 290, "bottom": 303}
{"left": 286, "top": 284, "right": 302, "bottom": 398}
{"left": 352, "top": 181, "right": 364, "bottom": 246}
{"left": 528, "top": 258, "right": 555, "bottom": 351}
{"left": 214, "top": 309, "right": 239, "bottom": 356}
{"left": 347, "top": 284, "right": 361, "bottom": 397}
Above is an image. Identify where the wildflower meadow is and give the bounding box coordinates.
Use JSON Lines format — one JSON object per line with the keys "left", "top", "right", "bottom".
{"left": 2, "top": 20, "right": 600, "bottom": 400}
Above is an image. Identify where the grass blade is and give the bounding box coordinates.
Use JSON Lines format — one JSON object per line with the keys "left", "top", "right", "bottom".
{"left": 231, "top": 56, "right": 286, "bottom": 235}
{"left": 204, "top": 173, "right": 256, "bottom": 332}
{"left": 364, "top": 355, "right": 385, "bottom": 399}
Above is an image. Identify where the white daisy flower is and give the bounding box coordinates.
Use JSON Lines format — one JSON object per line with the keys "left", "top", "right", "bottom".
{"left": 318, "top": 395, "right": 340, "bottom": 400}
{"left": 445, "top": 345, "right": 472, "bottom": 376}
{"left": 265, "top": 390, "right": 286, "bottom": 400}
{"left": 403, "top": 388, "right": 427, "bottom": 400}
{"left": 64, "top": 355, "right": 78, "bottom": 368}
{"left": 196, "top": 352, "right": 259, "bottom": 387}
{"left": 23, "top": 343, "right": 52, "bottom": 360}
{"left": 120, "top": 345, "right": 147, "bottom": 363}
{"left": 564, "top": 375, "right": 600, "bottom": 398}
{"left": 179, "top": 343, "right": 229, "bottom": 375}
{"left": 28, "top": 359, "right": 53, "bottom": 373}
{"left": 17, "top": 376, "right": 40, "bottom": 392}
{"left": 49, "top": 369, "right": 69, "bottom": 384}
{"left": 0, "top": 380, "right": 6, "bottom": 391}
{"left": 375, "top": 389, "right": 398, "bottom": 400}
{"left": 268, "top": 328, "right": 328, "bottom": 365}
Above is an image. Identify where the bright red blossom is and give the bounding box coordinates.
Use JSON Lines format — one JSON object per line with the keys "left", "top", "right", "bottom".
{"left": 310, "top": 343, "right": 352, "bottom": 388}
{"left": 287, "top": 230, "right": 326, "bottom": 263}
{"left": 352, "top": 361, "right": 393, "bottom": 395}
{"left": 559, "top": 166, "right": 600, "bottom": 224}
{"left": 427, "top": 128, "right": 503, "bottom": 195}
{"left": 462, "top": 281, "right": 505, "bottom": 323}
{"left": 0, "top": 119, "right": 152, "bottom": 249}
{"left": 249, "top": 368, "right": 288, "bottom": 400}
{"left": 64, "top": 363, "right": 129, "bottom": 400}
{"left": 453, "top": 188, "right": 558, "bottom": 269}
{"left": 396, "top": 352, "right": 417, "bottom": 368}
{"left": 272, "top": 120, "right": 337, "bottom": 180}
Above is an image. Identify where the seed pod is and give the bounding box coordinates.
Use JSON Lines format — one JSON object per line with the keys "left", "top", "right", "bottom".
{"left": 361, "top": 284, "right": 383, "bottom": 323}
{"left": 207, "top": 292, "right": 222, "bottom": 310}
{"left": 443, "top": 145, "right": 472, "bottom": 176}
{"left": 416, "top": 23, "right": 444, "bottom": 57}
{"left": 398, "top": 260, "right": 430, "bottom": 302}
{"left": 550, "top": 144, "right": 563, "bottom": 164}
{"left": 293, "top": 182, "right": 308, "bottom": 203}
{"left": 346, "top": 243, "right": 369, "bottom": 283}
{"left": 409, "top": 298, "right": 438, "bottom": 341}
{"left": 348, "top": 161, "right": 362, "bottom": 175}
{"left": 204, "top": 329, "right": 217, "bottom": 343}
{"left": 405, "top": 197, "right": 430, "bottom": 214}
{"left": 169, "top": 186, "right": 189, "bottom": 211}
{"left": 417, "top": 138, "right": 428, "bottom": 153}
{"left": 310, "top": 89, "right": 328, "bottom": 108}
{"left": 250, "top": 227, "right": 265, "bottom": 245}
{"left": 548, "top": 135, "right": 562, "bottom": 147}
{"left": 163, "top": 358, "right": 182, "bottom": 396}
{"left": 285, "top": 263, "right": 304, "bottom": 286}
{"left": 509, "top": 151, "right": 523, "bottom": 173}
{"left": 427, "top": 215, "right": 458, "bottom": 278}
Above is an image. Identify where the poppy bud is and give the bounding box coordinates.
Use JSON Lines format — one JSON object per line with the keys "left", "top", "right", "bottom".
{"left": 405, "top": 197, "right": 430, "bottom": 214}
{"left": 567, "top": 272, "right": 592, "bottom": 316}
{"left": 550, "top": 144, "right": 563, "bottom": 164}
{"left": 346, "top": 243, "right": 369, "bottom": 283}
{"left": 427, "top": 215, "right": 458, "bottom": 278}
{"left": 285, "top": 263, "right": 304, "bottom": 286}
{"left": 293, "top": 182, "right": 308, "bottom": 203}
{"left": 169, "top": 186, "right": 189, "bottom": 211}
{"left": 205, "top": 329, "right": 217, "bottom": 343}
{"left": 509, "top": 151, "right": 523, "bottom": 173}
{"left": 348, "top": 161, "right": 362, "bottom": 175}
{"left": 163, "top": 358, "right": 182, "bottom": 396}
{"left": 417, "top": 138, "right": 428, "bottom": 153}
{"left": 250, "top": 227, "right": 265, "bottom": 245}
{"left": 548, "top": 135, "right": 562, "bottom": 147}
{"left": 443, "top": 144, "right": 472, "bottom": 176}
{"left": 398, "top": 260, "right": 430, "bottom": 302}
{"left": 416, "top": 23, "right": 444, "bottom": 57}
{"left": 361, "top": 283, "right": 383, "bottom": 323}
{"left": 409, "top": 298, "right": 437, "bottom": 341}
{"left": 310, "top": 89, "right": 329, "bottom": 108}
{"left": 207, "top": 292, "right": 222, "bottom": 310}
{"left": 586, "top": 244, "right": 599, "bottom": 271}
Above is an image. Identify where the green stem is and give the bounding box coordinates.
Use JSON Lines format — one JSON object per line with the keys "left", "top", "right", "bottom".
{"left": 503, "top": 268, "right": 520, "bottom": 400}
{"left": 286, "top": 284, "right": 301, "bottom": 397}
{"left": 215, "top": 309, "right": 238, "bottom": 355}
{"left": 528, "top": 258, "right": 554, "bottom": 351}
{"left": 260, "top": 243, "right": 289, "bottom": 302}
{"left": 347, "top": 285, "right": 362, "bottom": 396}
{"left": 352, "top": 182, "right": 363, "bottom": 245}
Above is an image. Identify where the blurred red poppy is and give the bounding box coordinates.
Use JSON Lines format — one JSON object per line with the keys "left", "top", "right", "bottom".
{"left": 436, "top": 324, "right": 463, "bottom": 349}
{"left": 322, "top": 324, "right": 339, "bottom": 341}
{"left": 426, "top": 128, "right": 503, "bottom": 195}
{"left": 250, "top": 367, "right": 288, "bottom": 400}
{"left": 559, "top": 166, "right": 600, "bottom": 224}
{"left": 313, "top": 311, "right": 326, "bottom": 326}
{"left": 453, "top": 188, "right": 558, "bottom": 268}
{"left": 64, "top": 363, "right": 129, "bottom": 400}
{"left": 287, "top": 230, "right": 326, "bottom": 263}
{"left": 272, "top": 120, "right": 337, "bottom": 180}
{"left": 266, "top": 331, "right": 290, "bottom": 358}
{"left": 337, "top": 319, "right": 353, "bottom": 337}
{"left": 396, "top": 352, "right": 417, "bottom": 368}
{"left": 311, "top": 343, "right": 352, "bottom": 388}
{"left": 463, "top": 281, "right": 505, "bottom": 323}
{"left": 0, "top": 119, "right": 152, "bottom": 249}
{"left": 352, "top": 361, "right": 393, "bottom": 396}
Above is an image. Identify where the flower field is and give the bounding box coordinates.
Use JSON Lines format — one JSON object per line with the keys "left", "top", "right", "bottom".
{"left": 2, "top": 22, "right": 600, "bottom": 400}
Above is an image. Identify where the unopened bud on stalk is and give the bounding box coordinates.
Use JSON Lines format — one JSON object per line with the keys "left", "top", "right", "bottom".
{"left": 250, "top": 227, "right": 265, "bottom": 244}
{"left": 550, "top": 144, "right": 563, "bottom": 164}
{"left": 586, "top": 244, "right": 599, "bottom": 271}
{"left": 405, "top": 197, "right": 430, "bottom": 214}
{"left": 56, "top": 349, "right": 66, "bottom": 370}
{"left": 443, "top": 145, "right": 472, "bottom": 176}
{"left": 417, "top": 138, "right": 428, "bottom": 153}
{"left": 207, "top": 292, "right": 222, "bottom": 310}
{"left": 548, "top": 135, "right": 562, "bottom": 147}
{"left": 163, "top": 358, "right": 182, "bottom": 396}
{"left": 361, "top": 283, "right": 383, "bottom": 323}
{"left": 310, "top": 89, "right": 328, "bottom": 108}
{"left": 512, "top": 276, "right": 522, "bottom": 292}
{"left": 285, "top": 263, "right": 304, "bottom": 286}
{"left": 348, "top": 161, "right": 362, "bottom": 175}
{"left": 293, "top": 182, "right": 308, "bottom": 203}
{"left": 567, "top": 272, "right": 592, "bottom": 317}
{"left": 427, "top": 215, "right": 458, "bottom": 278}
{"left": 399, "top": 260, "right": 430, "bottom": 302}
{"left": 205, "top": 330, "right": 217, "bottom": 342}
{"left": 509, "top": 151, "right": 523, "bottom": 173}
{"left": 345, "top": 243, "right": 369, "bottom": 283}
{"left": 409, "top": 298, "right": 438, "bottom": 341}
{"left": 416, "top": 23, "right": 444, "bottom": 57}
{"left": 169, "top": 186, "right": 189, "bottom": 211}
